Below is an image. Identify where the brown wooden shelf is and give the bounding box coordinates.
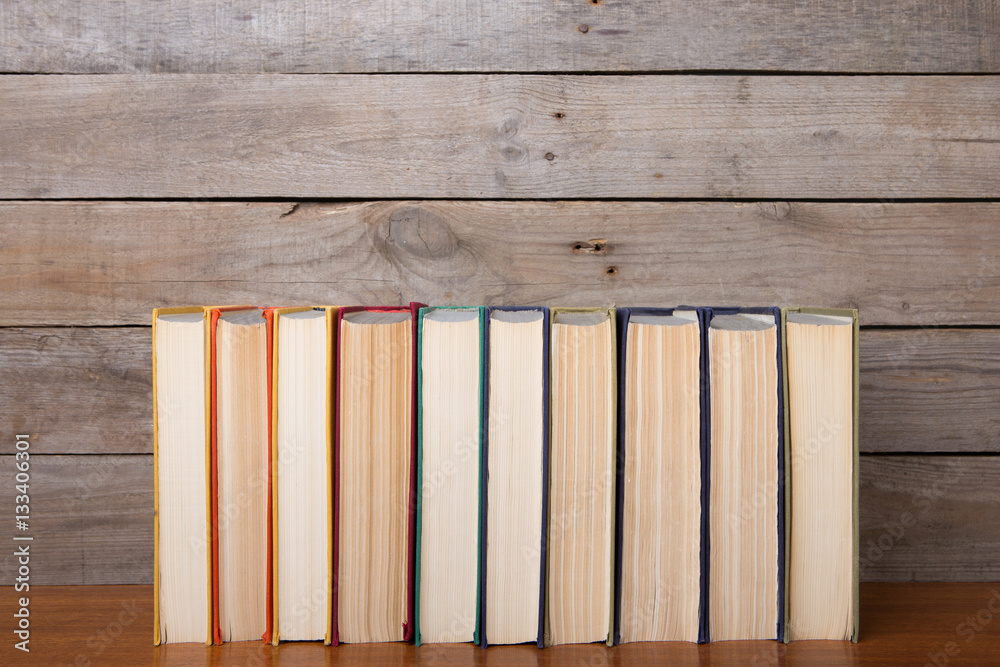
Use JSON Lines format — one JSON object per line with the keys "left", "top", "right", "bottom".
{"left": 7, "top": 583, "right": 999, "bottom": 665}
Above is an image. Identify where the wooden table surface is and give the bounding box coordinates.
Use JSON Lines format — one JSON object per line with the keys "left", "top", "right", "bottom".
{"left": 4, "top": 583, "right": 999, "bottom": 665}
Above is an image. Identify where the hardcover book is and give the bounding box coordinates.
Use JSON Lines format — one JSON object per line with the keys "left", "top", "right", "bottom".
{"left": 210, "top": 306, "right": 270, "bottom": 644}
{"left": 153, "top": 306, "right": 215, "bottom": 646}
{"left": 480, "top": 306, "right": 550, "bottom": 648}
{"left": 335, "top": 303, "right": 424, "bottom": 643}
{"left": 545, "top": 307, "right": 617, "bottom": 647}
{"left": 781, "top": 307, "right": 859, "bottom": 642}
{"left": 415, "top": 307, "right": 485, "bottom": 645}
{"left": 705, "top": 307, "right": 785, "bottom": 642}
{"left": 614, "top": 307, "right": 708, "bottom": 644}
{"left": 268, "top": 307, "right": 338, "bottom": 645}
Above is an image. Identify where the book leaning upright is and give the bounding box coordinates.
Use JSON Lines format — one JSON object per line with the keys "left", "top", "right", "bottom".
{"left": 545, "top": 307, "right": 617, "bottom": 647}
{"left": 614, "top": 307, "right": 707, "bottom": 644}
{"left": 268, "top": 307, "right": 338, "bottom": 645}
{"left": 415, "top": 307, "right": 485, "bottom": 645}
{"left": 210, "top": 306, "right": 271, "bottom": 643}
{"left": 782, "top": 308, "right": 859, "bottom": 642}
{"left": 153, "top": 307, "right": 214, "bottom": 646}
{"left": 335, "top": 303, "right": 425, "bottom": 644}
{"left": 705, "top": 307, "right": 785, "bottom": 642}
{"left": 480, "top": 307, "right": 550, "bottom": 648}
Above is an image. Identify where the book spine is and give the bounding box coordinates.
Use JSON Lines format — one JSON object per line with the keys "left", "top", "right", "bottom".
{"left": 697, "top": 307, "right": 710, "bottom": 644}
{"left": 479, "top": 308, "right": 492, "bottom": 648}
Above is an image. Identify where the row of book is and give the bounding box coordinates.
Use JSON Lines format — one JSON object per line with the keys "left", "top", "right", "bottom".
{"left": 152, "top": 304, "right": 858, "bottom": 647}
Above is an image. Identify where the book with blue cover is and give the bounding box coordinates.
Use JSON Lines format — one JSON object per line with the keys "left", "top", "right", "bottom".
{"left": 704, "top": 307, "right": 785, "bottom": 642}
{"left": 479, "top": 306, "right": 549, "bottom": 648}
{"left": 544, "top": 307, "right": 617, "bottom": 647}
{"left": 613, "top": 307, "right": 708, "bottom": 645}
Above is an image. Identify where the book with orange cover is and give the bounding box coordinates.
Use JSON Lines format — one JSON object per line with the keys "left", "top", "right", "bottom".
{"left": 267, "top": 306, "right": 338, "bottom": 645}
{"left": 209, "top": 306, "right": 271, "bottom": 644}
{"left": 334, "top": 303, "right": 425, "bottom": 644}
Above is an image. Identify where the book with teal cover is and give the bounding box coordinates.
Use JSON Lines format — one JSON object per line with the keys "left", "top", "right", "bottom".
{"left": 414, "top": 306, "right": 485, "bottom": 646}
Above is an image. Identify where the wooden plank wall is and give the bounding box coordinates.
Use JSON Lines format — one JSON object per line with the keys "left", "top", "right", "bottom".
{"left": 1, "top": 1, "right": 998, "bottom": 585}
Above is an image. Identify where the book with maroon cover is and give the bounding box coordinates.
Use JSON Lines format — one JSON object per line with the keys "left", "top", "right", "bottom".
{"left": 334, "top": 303, "right": 425, "bottom": 644}
{"left": 209, "top": 306, "right": 271, "bottom": 644}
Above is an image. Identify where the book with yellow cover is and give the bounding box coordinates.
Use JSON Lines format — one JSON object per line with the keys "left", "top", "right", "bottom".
{"left": 268, "top": 307, "right": 338, "bottom": 646}
{"left": 152, "top": 305, "right": 250, "bottom": 645}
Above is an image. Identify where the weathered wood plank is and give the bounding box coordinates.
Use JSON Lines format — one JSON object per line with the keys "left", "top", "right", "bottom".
{"left": 2, "top": 201, "right": 999, "bottom": 327}
{"left": 1, "top": 326, "right": 996, "bottom": 455}
{"left": 859, "top": 456, "right": 1000, "bottom": 582}
{"left": 2, "top": 75, "right": 998, "bottom": 199}
{"left": 2, "top": 454, "right": 994, "bottom": 583}
{"left": 861, "top": 330, "right": 1000, "bottom": 453}
{"left": 0, "top": 327, "right": 151, "bottom": 455}
{"left": 1, "top": 1, "right": 998, "bottom": 74}
{"left": 0, "top": 455, "right": 152, "bottom": 585}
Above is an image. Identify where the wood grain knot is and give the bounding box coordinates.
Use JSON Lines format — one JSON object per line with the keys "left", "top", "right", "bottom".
{"left": 385, "top": 207, "right": 459, "bottom": 259}
{"left": 759, "top": 201, "right": 792, "bottom": 220}
{"left": 572, "top": 238, "right": 610, "bottom": 255}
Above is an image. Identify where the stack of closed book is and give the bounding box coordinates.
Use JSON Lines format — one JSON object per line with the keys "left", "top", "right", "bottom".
{"left": 152, "top": 304, "right": 858, "bottom": 647}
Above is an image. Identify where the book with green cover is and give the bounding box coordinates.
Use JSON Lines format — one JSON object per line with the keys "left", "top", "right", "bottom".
{"left": 414, "top": 306, "right": 485, "bottom": 645}
{"left": 781, "top": 307, "right": 859, "bottom": 643}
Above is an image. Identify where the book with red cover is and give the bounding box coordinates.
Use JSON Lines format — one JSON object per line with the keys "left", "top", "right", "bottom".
{"left": 334, "top": 302, "right": 425, "bottom": 644}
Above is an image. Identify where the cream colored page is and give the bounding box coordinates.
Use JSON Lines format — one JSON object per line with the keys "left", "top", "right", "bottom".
{"left": 276, "top": 311, "right": 330, "bottom": 640}
{"left": 486, "top": 313, "right": 544, "bottom": 644}
{"left": 708, "top": 324, "right": 778, "bottom": 641}
{"left": 547, "top": 316, "right": 615, "bottom": 646}
{"left": 787, "top": 320, "right": 854, "bottom": 640}
{"left": 620, "top": 320, "right": 701, "bottom": 643}
{"left": 217, "top": 313, "right": 268, "bottom": 643}
{"left": 419, "top": 311, "right": 481, "bottom": 643}
{"left": 338, "top": 316, "right": 411, "bottom": 643}
{"left": 155, "top": 313, "right": 210, "bottom": 644}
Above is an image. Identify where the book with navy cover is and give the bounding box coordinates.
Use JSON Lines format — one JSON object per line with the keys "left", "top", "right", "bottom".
{"left": 613, "top": 307, "right": 709, "bottom": 645}
{"left": 704, "top": 306, "right": 785, "bottom": 642}
{"left": 479, "top": 306, "right": 550, "bottom": 648}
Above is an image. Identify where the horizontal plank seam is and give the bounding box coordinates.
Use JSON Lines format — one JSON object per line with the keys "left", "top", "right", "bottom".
{"left": 2, "top": 70, "right": 1000, "bottom": 77}
{"left": 2, "top": 197, "right": 1000, "bottom": 204}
